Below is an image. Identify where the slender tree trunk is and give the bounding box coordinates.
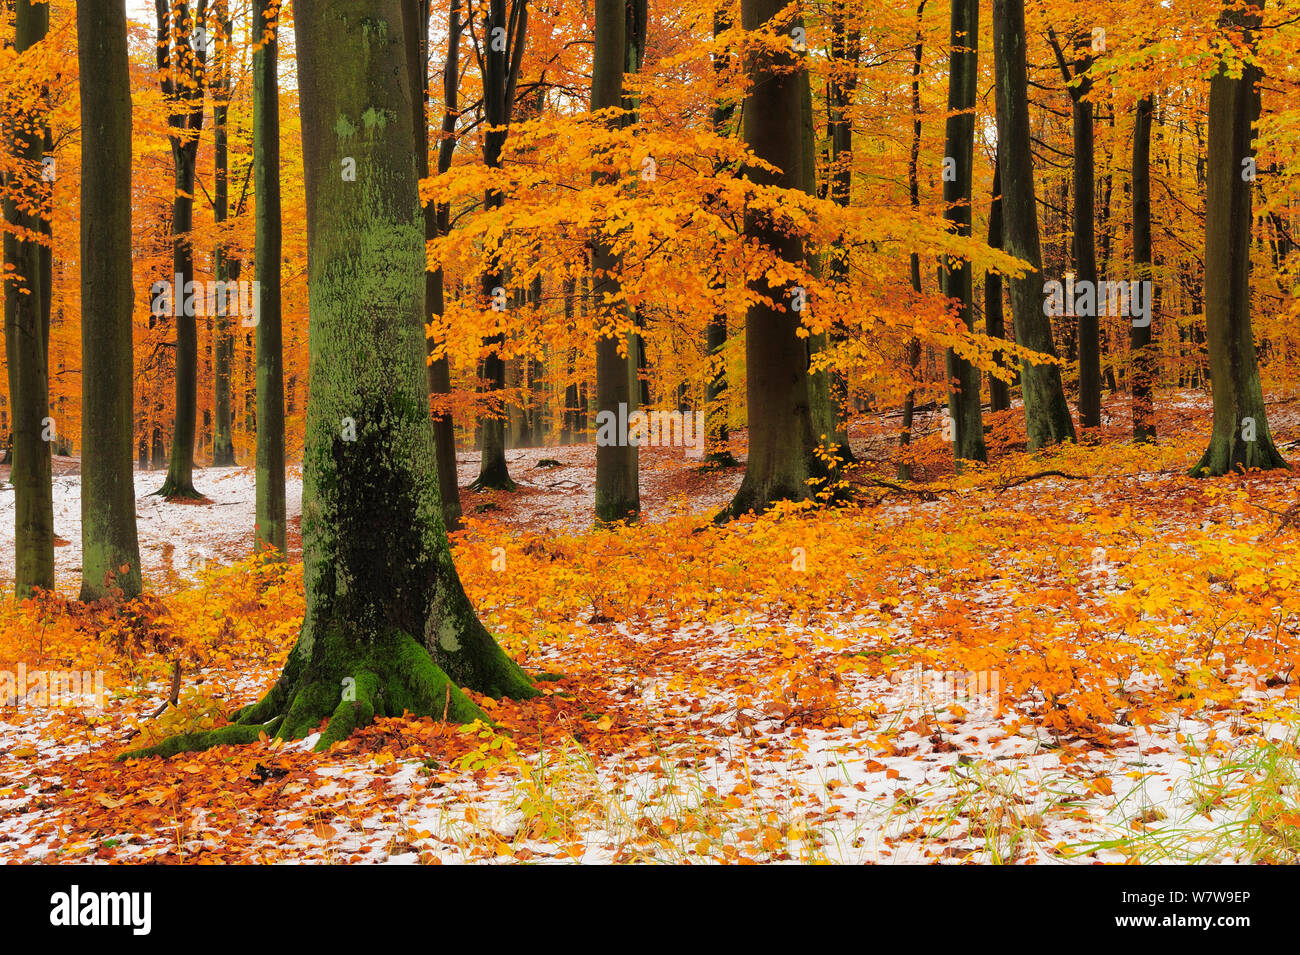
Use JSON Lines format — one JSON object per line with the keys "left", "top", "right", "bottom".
{"left": 985, "top": 156, "right": 1011, "bottom": 412}
{"left": 410, "top": 0, "right": 464, "bottom": 528}
{"left": 470, "top": 0, "right": 525, "bottom": 492}
{"left": 156, "top": 0, "right": 208, "bottom": 499}
{"left": 3, "top": 0, "right": 54, "bottom": 596}
{"left": 211, "top": 3, "right": 236, "bottom": 467}
{"left": 1131, "top": 93, "right": 1156, "bottom": 443}
{"left": 826, "top": 3, "right": 860, "bottom": 463}
{"left": 253, "top": 0, "right": 286, "bottom": 552}
{"left": 942, "top": 0, "right": 985, "bottom": 466}
{"left": 992, "top": 0, "right": 1076, "bottom": 448}
{"left": 705, "top": 8, "right": 736, "bottom": 465}
{"left": 1192, "top": 0, "right": 1285, "bottom": 475}
{"left": 899, "top": 0, "right": 925, "bottom": 481}
{"left": 592, "top": 0, "right": 639, "bottom": 521}
{"left": 128, "top": 0, "right": 538, "bottom": 761}
{"left": 78, "top": 0, "right": 143, "bottom": 601}
{"left": 723, "top": 0, "right": 821, "bottom": 517}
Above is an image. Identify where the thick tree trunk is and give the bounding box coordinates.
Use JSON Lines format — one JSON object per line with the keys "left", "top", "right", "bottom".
{"left": 722, "top": 0, "right": 822, "bottom": 517}
{"left": 77, "top": 0, "right": 143, "bottom": 601}
{"left": 126, "top": 0, "right": 537, "bottom": 761}
{"left": 592, "top": 0, "right": 639, "bottom": 522}
{"left": 1131, "top": 93, "right": 1156, "bottom": 443}
{"left": 992, "top": 0, "right": 1076, "bottom": 448}
{"left": 941, "top": 0, "right": 986, "bottom": 467}
{"left": 1192, "top": 0, "right": 1286, "bottom": 475}
{"left": 253, "top": 0, "right": 287, "bottom": 552}
{"left": 3, "top": 0, "right": 54, "bottom": 597}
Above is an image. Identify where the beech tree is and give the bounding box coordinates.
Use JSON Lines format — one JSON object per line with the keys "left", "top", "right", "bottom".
{"left": 1131, "top": 93, "right": 1156, "bottom": 443}
{"left": 253, "top": 0, "right": 287, "bottom": 552}
{"left": 154, "top": 0, "right": 209, "bottom": 499}
{"left": 592, "top": 0, "right": 640, "bottom": 522}
{"left": 3, "top": 0, "right": 53, "bottom": 597}
{"left": 1192, "top": 0, "right": 1286, "bottom": 476}
{"left": 992, "top": 0, "right": 1075, "bottom": 449}
{"left": 722, "top": 0, "right": 821, "bottom": 518}
{"left": 77, "top": 0, "right": 142, "bottom": 601}
{"left": 126, "top": 0, "right": 537, "bottom": 760}
{"left": 941, "top": 0, "right": 985, "bottom": 466}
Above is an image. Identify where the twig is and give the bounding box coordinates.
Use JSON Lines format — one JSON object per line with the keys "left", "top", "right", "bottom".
{"left": 149, "top": 660, "right": 182, "bottom": 719}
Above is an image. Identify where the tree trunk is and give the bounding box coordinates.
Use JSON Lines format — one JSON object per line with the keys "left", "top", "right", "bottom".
{"left": 722, "top": 0, "right": 821, "bottom": 517}
{"left": 126, "top": 0, "right": 538, "bottom": 761}
{"left": 156, "top": 0, "right": 208, "bottom": 499}
{"left": 1131, "top": 93, "right": 1156, "bottom": 443}
{"left": 3, "top": 0, "right": 54, "bottom": 597}
{"left": 592, "top": 0, "right": 640, "bottom": 522}
{"left": 251, "top": 0, "right": 287, "bottom": 552}
{"left": 992, "top": 0, "right": 1076, "bottom": 448}
{"left": 470, "top": 0, "right": 525, "bottom": 492}
{"left": 410, "top": 0, "right": 464, "bottom": 528}
{"left": 77, "top": 0, "right": 143, "bottom": 601}
{"left": 898, "top": 0, "right": 925, "bottom": 481}
{"left": 211, "top": 3, "right": 236, "bottom": 468}
{"left": 1192, "top": 0, "right": 1286, "bottom": 475}
{"left": 941, "top": 0, "right": 986, "bottom": 467}
{"left": 705, "top": 8, "right": 736, "bottom": 465}
{"left": 985, "top": 155, "right": 1011, "bottom": 412}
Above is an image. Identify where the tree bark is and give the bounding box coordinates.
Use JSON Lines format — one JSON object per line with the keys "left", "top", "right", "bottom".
{"left": 3, "top": 0, "right": 54, "bottom": 596}
{"left": 592, "top": 0, "right": 639, "bottom": 522}
{"left": 722, "top": 0, "right": 822, "bottom": 517}
{"left": 941, "top": 0, "right": 986, "bottom": 467}
{"left": 992, "top": 0, "right": 1076, "bottom": 448}
{"left": 156, "top": 0, "right": 209, "bottom": 499}
{"left": 77, "top": 0, "right": 143, "bottom": 601}
{"left": 985, "top": 155, "right": 1011, "bottom": 412}
{"left": 1192, "top": 0, "right": 1286, "bottom": 475}
{"left": 126, "top": 0, "right": 537, "bottom": 761}
{"left": 251, "top": 0, "right": 287, "bottom": 552}
{"left": 211, "top": 3, "right": 236, "bottom": 467}
{"left": 1131, "top": 93, "right": 1156, "bottom": 443}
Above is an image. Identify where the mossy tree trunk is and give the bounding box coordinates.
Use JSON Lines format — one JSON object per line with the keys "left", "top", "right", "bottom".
{"left": 253, "top": 0, "right": 287, "bottom": 552}
{"left": 124, "top": 0, "right": 537, "bottom": 762}
{"left": 941, "top": 0, "right": 986, "bottom": 467}
{"left": 1131, "top": 93, "right": 1156, "bottom": 443}
{"left": 1192, "top": 0, "right": 1286, "bottom": 476}
{"left": 992, "top": 0, "right": 1076, "bottom": 449}
{"left": 155, "top": 0, "right": 208, "bottom": 500}
{"left": 3, "top": 0, "right": 54, "bottom": 597}
{"left": 592, "top": 0, "right": 640, "bottom": 522}
{"left": 722, "top": 0, "right": 822, "bottom": 518}
{"left": 78, "top": 0, "right": 143, "bottom": 602}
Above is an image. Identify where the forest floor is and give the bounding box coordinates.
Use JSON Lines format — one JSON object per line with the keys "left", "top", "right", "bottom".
{"left": 3, "top": 389, "right": 1300, "bottom": 863}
